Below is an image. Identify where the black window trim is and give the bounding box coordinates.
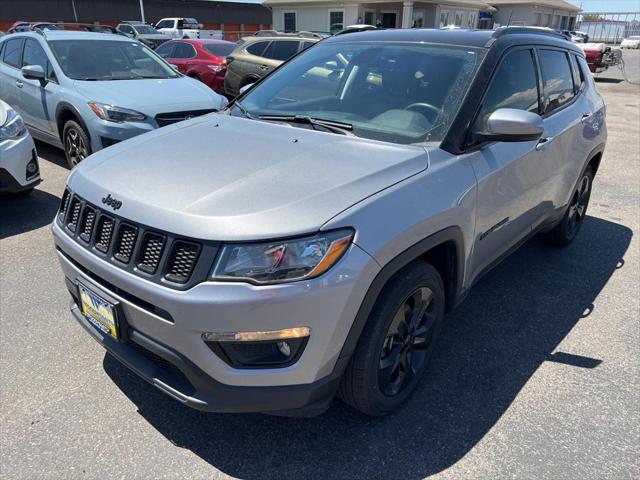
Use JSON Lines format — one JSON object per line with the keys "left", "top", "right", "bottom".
{"left": 535, "top": 46, "right": 581, "bottom": 119}
{"left": 464, "top": 45, "right": 542, "bottom": 150}
{"left": 1, "top": 36, "right": 25, "bottom": 70}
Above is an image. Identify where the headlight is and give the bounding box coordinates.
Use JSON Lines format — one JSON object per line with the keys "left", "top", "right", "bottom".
{"left": 87, "top": 102, "right": 146, "bottom": 122}
{"left": 0, "top": 109, "right": 26, "bottom": 140}
{"left": 212, "top": 229, "right": 354, "bottom": 284}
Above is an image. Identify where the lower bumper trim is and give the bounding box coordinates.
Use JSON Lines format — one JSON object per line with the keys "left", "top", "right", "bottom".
{"left": 69, "top": 299, "right": 342, "bottom": 416}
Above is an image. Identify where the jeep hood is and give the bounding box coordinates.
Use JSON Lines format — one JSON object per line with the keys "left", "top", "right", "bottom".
{"left": 73, "top": 77, "right": 225, "bottom": 113}
{"left": 68, "top": 114, "right": 429, "bottom": 241}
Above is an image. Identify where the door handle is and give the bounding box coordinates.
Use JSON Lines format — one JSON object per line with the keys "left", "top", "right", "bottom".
{"left": 581, "top": 112, "right": 592, "bottom": 123}
{"left": 535, "top": 136, "right": 554, "bottom": 151}
{"left": 258, "top": 65, "right": 269, "bottom": 72}
{"left": 16, "top": 80, "right": 23, "bottom": 88}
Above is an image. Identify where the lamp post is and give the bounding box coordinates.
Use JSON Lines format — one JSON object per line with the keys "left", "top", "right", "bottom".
{"left": 139, "top": 0, "right": 146, "bottom": 22}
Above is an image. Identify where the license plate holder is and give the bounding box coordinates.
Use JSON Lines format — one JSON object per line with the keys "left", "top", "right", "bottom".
{"left": 77, "top": 281, "right": 125, "bottom": 341}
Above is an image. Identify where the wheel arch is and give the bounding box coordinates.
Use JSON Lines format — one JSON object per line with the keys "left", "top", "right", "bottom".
{"left": 586, "top": 143, "right": 605, "bottom": 177}
{"left": 337, "top": 226, "right": 465, "bottom": 366}
{"left": 55, "top": 102, "right": 91, "bottom": 143}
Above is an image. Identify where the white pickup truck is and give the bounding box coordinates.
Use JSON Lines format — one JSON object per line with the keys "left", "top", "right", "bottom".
{"left": 154, "top": 17, "right": 222, "bottom": 40}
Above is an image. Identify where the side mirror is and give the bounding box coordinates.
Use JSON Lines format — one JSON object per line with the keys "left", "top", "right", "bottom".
{"left": 239, "top": 83, "right": 254, "bottom": 94}
{"left": 22, "top": 64, "right": 46, "bottom": 83}
{"left": 474, "top": 108, "right": 544, "bottom": 143}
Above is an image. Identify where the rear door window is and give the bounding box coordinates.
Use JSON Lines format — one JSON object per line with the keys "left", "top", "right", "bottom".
{"left": 173, "top": 42, "right": 196, "bottom": 59}
{"left": 155, "top": 42, "right": 175, "bottom": 58}
{"left": 473, "top": 48, "right": 540, "bottom": 133}
{"left": 2, "top": 38, "right": 24, "bottom": 68}
{"left": 263, "top": 40, "right": 300, "bottom": 61}
{"left": 538, "top": 49, "right": 575, "bottom": 114}
{"left": 246, "top": 41, "right": 270, "bottom": 57}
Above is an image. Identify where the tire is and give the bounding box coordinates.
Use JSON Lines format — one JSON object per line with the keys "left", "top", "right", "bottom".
{"left": 540, "top": 166, "right": 594, "bottom": 246}
{"left": 338, "top": 261, "right": 446, "bottom": 416}
{"left": 63, "top": 120, "right": 91, "bottom": 169}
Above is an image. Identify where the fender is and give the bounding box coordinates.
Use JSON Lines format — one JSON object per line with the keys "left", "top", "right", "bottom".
{"left": 336, "top": 226, "right": 465, "bottom": 366}
{"left": 55, "top": 102, "right": 91, "bottom": 142}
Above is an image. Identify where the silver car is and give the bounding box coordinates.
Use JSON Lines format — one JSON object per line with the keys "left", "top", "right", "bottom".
{"left": 0, "top": 29, "right": 227, "bottom": 168}
{"left": 52, "top": 27, "right": 606, "bottom": 417}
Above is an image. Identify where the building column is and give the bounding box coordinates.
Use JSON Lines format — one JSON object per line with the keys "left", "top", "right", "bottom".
{"left": 402, "top": 1, "right": 414, "bottom": 28}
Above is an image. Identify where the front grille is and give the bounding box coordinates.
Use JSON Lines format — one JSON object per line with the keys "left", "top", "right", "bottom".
{"left": 113, "top": 224, "right": 138, "bottom": 264}
{"left": 57, "top": 191, "right": 218, "bottom": 290}
{"left": 79, "top": 206, "right": 96, "bottom": 243}
{"left": 137, "top": 232, "right": 166, "bottom": 274}
{"left": 155, "top": 109, "right": 215, "bottom": 128}
{"left": 95, "top": 216, "right": 115, "bottom": 253}
{"left": 166, "top": 241, "right": 201, "bottom": 284}
{"left": 67, "top": 197, "right": 82, "bottom": 232}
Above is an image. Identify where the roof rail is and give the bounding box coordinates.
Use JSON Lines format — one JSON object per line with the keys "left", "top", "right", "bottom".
{"left": 491, "top": 26, "right": 568, "bottom": 41}
{"left": 253, "top": 29, "right": 324, "bottom": 39}
{"left": 35, "top": 23, "right": 122, "bottom": 36}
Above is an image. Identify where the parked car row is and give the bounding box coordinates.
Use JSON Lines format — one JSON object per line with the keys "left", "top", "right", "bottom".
{"left": 0, "top": 28, "right": 227, "bottom": 167}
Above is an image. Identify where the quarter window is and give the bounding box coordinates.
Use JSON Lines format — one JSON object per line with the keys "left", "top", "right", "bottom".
{"left": 538, "top": 49, "right": 575, "bottom": 114}
{"left": 474, "top": 49, "right": 540, "bottom": 133}
{"left": 2, "top": 38, "right": 24, "bottom": 68}
{"left": 284, "top": 12, "right": 296, "bottom": 32}
{"left": 263, "top": 40, "right": 299, "bottom": 61}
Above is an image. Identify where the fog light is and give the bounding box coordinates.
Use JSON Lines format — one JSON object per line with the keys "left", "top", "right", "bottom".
{"left": 202, "top": 327, "right": 310, "bottom": 369}
{"left": 277, "top": 340, "right": 291, "bottom": 357}
{"left": 26, "top": 161, "right": 38, "bottom": 174}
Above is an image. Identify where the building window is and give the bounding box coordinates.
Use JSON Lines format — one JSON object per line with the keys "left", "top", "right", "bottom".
{"left": 440, "top": 9, "right": 450, "bottom": 27}
{"left": 284, "top": 12, "right": 296, "bottom": 32}
{"left": 329, "top": 10, "right": 344, "bottom": 34}
{"left": 364, "top": 11, "right": 375, "bottom": 25}
{"left": 468, "top": 12, "right": 477, "bottom": 28}
{"left": 454, "top": 11, "right": 464, "bottom": 27}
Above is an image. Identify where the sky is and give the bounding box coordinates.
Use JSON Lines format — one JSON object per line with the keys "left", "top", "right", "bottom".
{"left": 568, "top": 0, "right": 640, "bottom": 12}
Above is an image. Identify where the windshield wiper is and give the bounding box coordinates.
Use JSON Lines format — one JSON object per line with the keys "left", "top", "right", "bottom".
{"left": 258, "top": 115, "right": 354, "bottom": 136}
{"left": 229, "top": 100, "right": 254, "bottom": 119}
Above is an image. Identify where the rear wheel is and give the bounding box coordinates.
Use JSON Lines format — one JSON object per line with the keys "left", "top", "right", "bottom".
{"left": 541, "top": 166, "right": 593, "bottom": 246}
{"left": 338, "top": 261, "right": 445, "bottom": 416}
{"left": 63, "top": 120, "right": 91, "bottom": 169}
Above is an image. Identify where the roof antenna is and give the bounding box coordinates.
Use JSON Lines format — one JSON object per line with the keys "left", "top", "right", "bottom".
{"left": 507, "top": 10, "right": 513, "bottom": 27}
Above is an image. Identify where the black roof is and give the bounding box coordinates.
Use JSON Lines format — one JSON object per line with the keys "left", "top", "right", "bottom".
{"left": 326, "top": 27, "right": 583, "bottom": 53}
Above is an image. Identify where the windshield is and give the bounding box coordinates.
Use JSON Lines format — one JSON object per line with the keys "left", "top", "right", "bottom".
{"left": 204, "top": 43, "right": 236, "bottom": 57}
{"left": 133, "top": 25, "right": 159, "bottom": 35}
{"left": 49, "top": 40, "right": 180, "bottom": 80}
{"left": 239, "top": 41, "right": 486, "bottom": 145}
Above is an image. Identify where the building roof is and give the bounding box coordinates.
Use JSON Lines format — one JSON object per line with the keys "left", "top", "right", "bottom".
{"left": 488, "top": 0, "right": 581, "bottom": 13}
{"left": 265, "top": 0, "right": 493, "bottom": 7}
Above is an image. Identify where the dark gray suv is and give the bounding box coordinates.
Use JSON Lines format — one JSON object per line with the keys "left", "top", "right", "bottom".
{"left": 53, "top": 27, "right": 606, "bottom": 417}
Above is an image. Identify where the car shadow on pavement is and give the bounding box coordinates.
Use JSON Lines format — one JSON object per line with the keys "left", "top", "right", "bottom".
{"left": 0, "top": 188, "right": 60, "bottom": 239}
{"left": 34, "top": 140, "right": 69, "bottom": 169}
{"left": 104, "top": 215, "right": 632, "bottom": 480}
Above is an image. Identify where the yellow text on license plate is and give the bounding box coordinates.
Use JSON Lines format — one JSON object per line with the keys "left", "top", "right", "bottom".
{"left": 79, "top": 285, "right": 117, "bottom": 339}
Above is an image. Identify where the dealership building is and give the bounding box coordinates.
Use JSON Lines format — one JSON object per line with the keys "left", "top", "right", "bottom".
{"left": 0, "top": 0, "right": 272, "bottom": 38}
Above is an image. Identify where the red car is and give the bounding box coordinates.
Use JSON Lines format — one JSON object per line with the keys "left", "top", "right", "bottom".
{"left": 155, "top": 39, "right": 237, "bottom": 93}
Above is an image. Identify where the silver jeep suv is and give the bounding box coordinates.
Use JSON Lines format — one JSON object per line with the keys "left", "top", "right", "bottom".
{"left": 53, "top": 27, "right": 606, "bottom": 417}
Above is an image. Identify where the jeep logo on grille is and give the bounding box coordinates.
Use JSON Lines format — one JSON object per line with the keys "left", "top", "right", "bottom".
{"left": 102, "top": 194, "right": 122, "bottom": 211}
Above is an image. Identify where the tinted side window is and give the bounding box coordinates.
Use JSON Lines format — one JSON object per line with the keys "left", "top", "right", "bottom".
{"left": 263, "top": 40, "right": 299, "bottom": 61}
{"left": 174, "top": 42, "right": 196, "bottom": 59}
{"left": 119, "top": 25, "right": 134, "bottom": 34}
{"left": 246, "top": 41, "right": 269, "bottom": 57}
{"left": 156, "top": 20, "right": 173, "bottom": 29}
{"left": 155, "top": 42, "right": 175, "bottom": 58}
{"left": 576, "top": 55, "right": 591, "bottom": 85}
{"left": 302, "top": 41, "right": 315, "bottom": 50}
{"left": 569, "top": 54, "right": 583, "bottom": 92}
{"left": 2, "top": 38, "right": 24, "bottom": 68}
{"left": 539, "top": 49, "right": 575, "bottom": 114}
{"left": 474, "top": 49, "right": 539, "bottom": 133}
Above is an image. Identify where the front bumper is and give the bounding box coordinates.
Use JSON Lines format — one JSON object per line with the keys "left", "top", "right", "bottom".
{"left": 53, "top": 220, "right": 379, "bottom": 413}
{"left": 0, "top": 131, "right": 40, "bottom": 193}
{"left": 86, "top": 117, "right": 155, "bottom": 153}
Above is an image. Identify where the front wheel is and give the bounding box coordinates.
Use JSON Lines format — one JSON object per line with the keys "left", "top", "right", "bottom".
{"left": 63, "top": 120, "right": 91, "bottom": 169}
{"left": 338, "top": 261, "right": 445, "bottom": 416}
{"left": 540, "top": 166, "right": 593, "bottom": 246}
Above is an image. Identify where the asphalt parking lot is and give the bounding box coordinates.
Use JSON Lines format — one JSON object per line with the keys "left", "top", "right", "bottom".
{"left": 1, "top": 50, "right": 639, "bottom": 480}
